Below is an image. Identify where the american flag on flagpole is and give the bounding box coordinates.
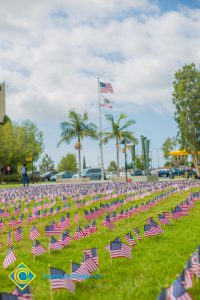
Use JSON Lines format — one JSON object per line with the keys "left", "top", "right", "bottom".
{"left": 99, "top": 81, "right": 114, "bottom": 93}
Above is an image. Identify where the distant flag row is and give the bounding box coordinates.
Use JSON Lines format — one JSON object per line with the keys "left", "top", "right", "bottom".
{"left": 0, "top": 180, "right": 198, "bottom": 214}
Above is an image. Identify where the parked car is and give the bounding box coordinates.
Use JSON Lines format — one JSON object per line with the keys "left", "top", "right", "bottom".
{"left": 27, "top": 171, "right": 41, "bottom": 182}
{"left": 181, "top": 168, "right": 198, "bottom": 179}
{"left": 50, "top": 171, "right": 75, "bottom": 181}
{"left": 106, "top": 171, "right": 117, "bottom": 180}
{"left": 169, "top": 168, "right": 184, "bottom": 178}
{"left": 40, "top": 171, "right": 58, "bottom": 181}
{"left": 131, "top": 169, "right": 143, "bottom": 176}
{"left": 72, "top": 168, "right": 91, "bottom": 179}
{"left": 158, "top": 169, "right": 170, "bottom": 178}
{"left": 82, "top": 168, "right": 106, "bottom": 180}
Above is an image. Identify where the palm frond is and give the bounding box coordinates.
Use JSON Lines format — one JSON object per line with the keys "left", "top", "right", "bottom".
{"left": 82, "top": 112, "right": 88, "bottom": 122}
{"left": 105, "top": 114, "right": 114, "bottom": 123}
{"left": 102, "top": 132, "right": 115, "bottom": 144}
{"left": 121, "top": 131, "right": 138, "bottom": 144}
{"left": 120, "top": 119, "right": 135, "bottom": 131}
{"left": 117, "top": 113, "right": 127, "bottom": 126}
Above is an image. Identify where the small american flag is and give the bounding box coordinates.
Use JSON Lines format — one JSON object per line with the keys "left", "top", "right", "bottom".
{"left": 83, "top": 224, "right": 92, "bottom": 236}
{"left": 124, "top": 232, "right": 136, "bottom": 247}
{"left": 58, "top": 231, "right": 72, "bottom": 247}
{"left": 99, "top": 81, "right": 114, "bottom": 93}
{"left": 50, "top": 267, "right": 75, "bottom": 293}
{"left": 7, "top": 231, "right": 12, "bottom": 246}
{"left": 45, "top": 224, "right": 62, "bottom": 236}
{"left": 74, "top": 212, "right": 79, "bottom": 223}
{"left": 49, "top": 236, "right": 63, "bottom": 251}
{"left": 0, "top": 293, "right": 18, "bottom": 299}
{"left": 3, "top": 247, "right": 17, "bottom": 268}
{"left": 71, "top": 262, "right": 91, "bottom": 283}
{"left": 14, "top": 227, "right": 22, "bottom": 242}
{"left": 109, "top": 241, "right": 131, "bottom": 259}
{"left": 158, "top": 213, "right": 171, "bottom": 225}
{"left": 84, "top": 248, "right": 99, "bottom": 266}
{"left": 31, "top": 240, "right": 47, "bottom": 256}
{"left": 134, "top": 228, "right": 142, "bottom": 240}
{"left": 89, "top": 220, "right": 97, "bottom": 233}
{"left": 73, "top": 227, "right": 85, "bottom": 240}
{"left": 157, "top": 288, "right": 169, "bottom": 300}
{"left": 169, "top": 278, "right": 192, "bottom": 300}
{"left": 12, "top": 285, "right": 33, "bottom": 300}
{"left": 9, "top": 216, "right": 18, "bottom": 228}
{"left": 59, "top": 216, "right": 70, "bottom": 230}
{"left": 0, "top": 218, "right": 6, "bottom": 230}
{"left": 81, "top": 254, "right": 98, "bottom": 273}
{"left": 29, "top": 225, "right": 41, "bottom": 240}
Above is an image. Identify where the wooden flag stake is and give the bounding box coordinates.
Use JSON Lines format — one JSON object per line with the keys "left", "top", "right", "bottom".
{"left": 49, "top": 264, "right": 53, "bottom": 300}
{"left": 49, "top": 238, "right": 51, "bottom": 254}
{"left": 189, "top": 254, "right": 196, "bottom": 287}
{"left": 109, "top": 240, "right": 112, "bottom": 265}
{"left": 196, "top": 249, "right": 199, "bottom": 284}
{"left": 96, "top": 246, "right": 100, "bottom": 273}
{"left": 70, "top": 259, "right": 72, "bottom": 276}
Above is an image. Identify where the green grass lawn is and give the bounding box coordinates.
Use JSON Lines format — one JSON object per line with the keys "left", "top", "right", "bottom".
{"left": 0, "top": 185, "right": 200, "bottom": 300}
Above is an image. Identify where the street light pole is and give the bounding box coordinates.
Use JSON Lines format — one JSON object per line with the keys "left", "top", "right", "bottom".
{"left": 157, "top": 148, "right": 160, "bottom": 169}
{"left": 124, "top": 137, "right": 128, "bottom": 182}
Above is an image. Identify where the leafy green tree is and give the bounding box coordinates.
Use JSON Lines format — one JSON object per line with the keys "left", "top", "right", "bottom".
{"left": 39, "top": 154, "right": 55, "bottom": 174}
{"left": 0, "top": 118, "right": 44, "bottom": 173}
{"left": 0, "top": 119, "right": 14, "bottom": 172}
{"left": 108, "top": 160, "right": 117, "bottom": 172}
{"left": 135, "top": 155, "right": 144, "bottom": 170}
{"left": 58, "top": 111, "right": 98, "bottom": 177}
{"left": 103, "top": 113, "right": 137, "bottom": 176}
{"left": 162, "top": 137, "right": 187, "bottom": 167}
{"left": 162, "top": 137, "right": 177, "bottom": 161}
{"left": 172, "top": 63, "right": 200, "bottom": 175}
{"left": 57, "top": 153, "right": 77, "bottom": 172}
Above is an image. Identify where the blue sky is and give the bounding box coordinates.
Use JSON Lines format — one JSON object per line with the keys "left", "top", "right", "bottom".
{"left": 0, "top": 0, "right": 199, "bottom": 169}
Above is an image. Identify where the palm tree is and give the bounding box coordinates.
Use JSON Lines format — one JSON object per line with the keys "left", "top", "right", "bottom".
{"left": 58, "top": 111, "right": 98, "bottom": 177}
{"left": 103, "top": 113, "right": 137, "bottom": 176}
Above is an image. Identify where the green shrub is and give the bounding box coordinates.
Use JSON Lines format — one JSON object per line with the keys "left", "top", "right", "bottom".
{"left": 3, "top": 174, "right": 21, "bottom": 183}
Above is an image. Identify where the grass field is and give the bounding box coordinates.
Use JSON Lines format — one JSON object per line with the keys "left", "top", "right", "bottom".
{"left": 0, "top": 184, "right": 200, "bottom": 300}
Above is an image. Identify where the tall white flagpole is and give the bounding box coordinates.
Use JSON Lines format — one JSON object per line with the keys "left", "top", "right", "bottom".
{"left": 98, "top": 78, "right": 104, "bottom": 181}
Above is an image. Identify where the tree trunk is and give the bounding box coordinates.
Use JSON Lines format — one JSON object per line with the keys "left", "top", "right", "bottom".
{"left": 192, "top": 154, "right": 200, "bottom": 177}
{"left": 78, "top": 137, "right": 81, "bottom": 178}
{"left": 116, "top": 138, "right": 120, "bottom": 177}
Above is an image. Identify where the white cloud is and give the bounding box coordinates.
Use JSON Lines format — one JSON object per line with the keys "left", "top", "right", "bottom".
{"left": 0, "top": 0, "right": 200, "bottom": 165}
